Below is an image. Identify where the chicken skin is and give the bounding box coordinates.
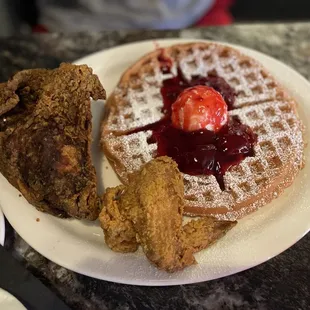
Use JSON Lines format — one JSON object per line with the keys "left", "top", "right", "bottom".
{"left": 100, "top": 157, "right": 236, "bottom": 272}
{"left": 0, "top": 63, "right": 106, "bottom": 219}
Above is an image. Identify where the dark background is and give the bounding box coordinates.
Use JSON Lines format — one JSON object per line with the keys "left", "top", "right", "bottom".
{"left": 232, "top": 0, "right": 310, "bottom": 21}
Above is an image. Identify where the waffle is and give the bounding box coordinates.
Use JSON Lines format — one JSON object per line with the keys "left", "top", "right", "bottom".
{"left": 101, "top": 42, "right": 304, "bottom": 221}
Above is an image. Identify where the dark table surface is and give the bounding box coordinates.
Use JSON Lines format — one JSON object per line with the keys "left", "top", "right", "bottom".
{"left": 1, "top": 23, "right": 310, "bottom": 310}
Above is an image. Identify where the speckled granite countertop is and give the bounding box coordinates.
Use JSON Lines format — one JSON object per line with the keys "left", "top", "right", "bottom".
{"left": 1, "top": 23, "right": 310, "bottom": 310}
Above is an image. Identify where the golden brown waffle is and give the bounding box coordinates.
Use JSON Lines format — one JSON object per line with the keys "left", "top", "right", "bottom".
{"left": 101, "top": 43, "right": 304, "bottom": 221}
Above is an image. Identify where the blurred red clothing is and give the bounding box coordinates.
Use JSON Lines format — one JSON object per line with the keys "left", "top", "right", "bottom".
{"left": 196, "top": 0, "right": 234, "bottom": 26}
{"left": 33, "top": 0, "right": 234, "bottom": 33}
{"left": 32, "top": 24, "right": 48, "bottom": 33}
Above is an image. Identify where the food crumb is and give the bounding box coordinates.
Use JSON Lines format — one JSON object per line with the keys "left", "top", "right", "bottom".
{"left": 36, "top": 218, "right": 40, "bottom": 222}
{"left": 153, "top": 40, "right": 160, "bottom": 50}
{"left": 105, "top": 166, "right": 109, "bottom": 170}
{"left": 19, "top": 194, "right": 22, "bottom": 197}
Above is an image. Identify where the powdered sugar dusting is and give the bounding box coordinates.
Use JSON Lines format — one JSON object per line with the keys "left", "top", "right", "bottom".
{"left": 102, "top": 42, "right": 304, "bottom": 221}
{"left": 105, "top": 131, "right": 157, "bottom": 181}
{"left": 105, "top": 66, "right": 176, "bottom": 132}
{"left": 185, "top": 99, "right": 303, "bottom": 219}
{"left": 177, "top": 44, "right": 278, "bottom": 109}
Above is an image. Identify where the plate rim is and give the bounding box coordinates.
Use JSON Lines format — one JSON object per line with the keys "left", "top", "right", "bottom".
{"left": 1, "top": 38, "right": 310, "bottom": 286}
{"left": 0, "top": 288, "right": 26, "bottom": 310}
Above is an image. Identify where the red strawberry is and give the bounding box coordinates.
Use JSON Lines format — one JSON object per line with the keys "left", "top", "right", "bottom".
{"left": 171, "top": 86, "right": 228, "bottom": 132}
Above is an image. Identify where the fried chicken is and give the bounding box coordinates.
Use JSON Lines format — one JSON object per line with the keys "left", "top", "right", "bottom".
{"left": 99, "top": 157, "right": 236, "bottom": 272}
{"left": 0, "top": 63, "right": 106, "bottom": 220}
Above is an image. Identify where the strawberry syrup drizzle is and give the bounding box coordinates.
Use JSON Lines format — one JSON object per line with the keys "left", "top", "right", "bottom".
{"left": 130, "top": 53, "right": 257, "bottom": 189}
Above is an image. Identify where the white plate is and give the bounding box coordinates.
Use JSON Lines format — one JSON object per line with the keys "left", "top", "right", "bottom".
{"left": 0, "top": 288, "right": 26, "bottom": 310}
{"left": 1, "top": 39, "right": 310, "bottom": 286}
{"left": 0, "top": 206, "right": 5, "bottom": 246}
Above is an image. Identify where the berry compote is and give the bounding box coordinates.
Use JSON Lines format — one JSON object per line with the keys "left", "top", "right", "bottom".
{"left": 130, "top": 55, "right": 257, "bottom": 189}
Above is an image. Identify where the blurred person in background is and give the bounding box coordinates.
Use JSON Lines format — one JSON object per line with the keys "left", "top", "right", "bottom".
{"left": 26, "top": 0, "right": 234, "bottom": 32}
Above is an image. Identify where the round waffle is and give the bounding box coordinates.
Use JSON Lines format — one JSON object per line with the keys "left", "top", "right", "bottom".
{"left": 101, "top": 42, "right": 304, "bottom": 221}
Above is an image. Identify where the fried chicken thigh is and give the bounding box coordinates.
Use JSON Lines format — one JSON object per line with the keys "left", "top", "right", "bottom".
{"left": 100, "top": 157, "right": 236, "bottom": 272}
{"left": 0, "top": 63, "right": 106, "bottom": 219}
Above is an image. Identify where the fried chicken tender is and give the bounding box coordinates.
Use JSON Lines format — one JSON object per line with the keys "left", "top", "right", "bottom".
{"left": 99, "top": 157, "right": 236, "bottom": 272}
{"left": 0, "top": 63, "right": 106, "bottom": 219}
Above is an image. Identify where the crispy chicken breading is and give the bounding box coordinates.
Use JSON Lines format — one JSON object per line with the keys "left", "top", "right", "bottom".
{"left": 0, "top": 63, "right": 106, "bottom": 220}
{"left": 99, "top": 157, "right": 236, "bottom": 272}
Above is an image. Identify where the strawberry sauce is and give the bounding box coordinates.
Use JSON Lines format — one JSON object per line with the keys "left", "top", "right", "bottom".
{"left": 130, "top": 59, "right": 257, "bottom": 189}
